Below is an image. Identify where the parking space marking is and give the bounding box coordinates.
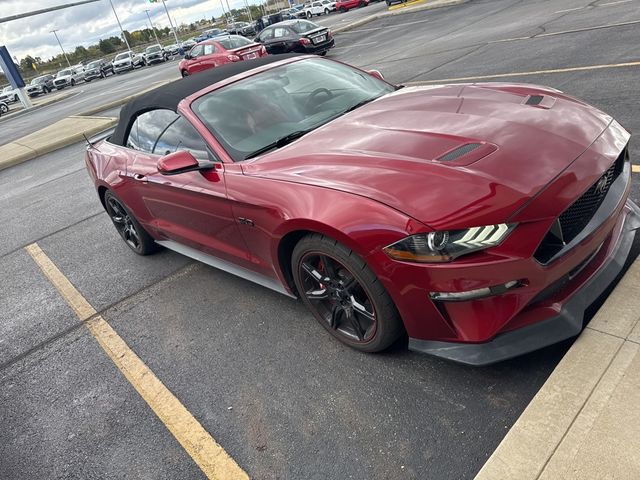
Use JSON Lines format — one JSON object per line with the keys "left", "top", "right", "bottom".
{"left": 632, "top": 165, "right": 640, "bottom": 173}
{"left": 332, "top": 41, "right": 379, "bottom": 49}
{"left": 24, "top": 243, "right": 249, "bottom": 480}
{"left": 555, "top": 0, "right": 634, "bottom": 13}
{"left": 404, "top": 60, "right": 640, "bottom": 83}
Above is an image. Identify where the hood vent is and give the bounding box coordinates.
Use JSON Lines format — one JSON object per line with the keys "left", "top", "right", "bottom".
{"left": 525, "top": 95, "right": 544, "bottom": 106}
{"left": 438, "top": 143, "right": 481, "bottom": 162}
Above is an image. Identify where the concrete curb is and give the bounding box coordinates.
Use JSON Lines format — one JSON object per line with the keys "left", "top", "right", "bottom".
{"left": 0, "top": 115, "right": 117, "bottom": 172}
{"left": 332, "top": 0, "right": 468, "bottom": 34}
{"left": 475, "top": 256, "right": 640, "bottom": 480}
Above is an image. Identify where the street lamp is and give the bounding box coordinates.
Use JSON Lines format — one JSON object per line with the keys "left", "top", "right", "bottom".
{"left": 108, "top": 0, "right": 132, "bottom": 52}
{"left": 144, "top": 9, "right": 161, "bottom": 45}
{"left": 50, "top": 29, "right": 71, "bottom": 68}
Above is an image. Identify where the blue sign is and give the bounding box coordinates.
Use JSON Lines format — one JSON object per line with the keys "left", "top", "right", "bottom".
{"left": 0, "top": 46, "right": 26, "bottom": 89}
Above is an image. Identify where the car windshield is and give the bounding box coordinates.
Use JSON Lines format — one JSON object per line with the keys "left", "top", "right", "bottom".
{"left": 87, "top": 61, "right": 102, "bottom": 68}
{"left": 290, "top": 20, "right": 320, "bottom": 34}
{"left": 31, "top": 77, "right": 46, "bottom": 85}
{"left": 193, "top": 58, "right": 395, "bottom": 162}
{"left": 57, "top": 70, "right": 71, "bottom": 77}
{"left": 217, "top": 36, "right": 253, "bottom": 49}
{"left": 2, "top": 86, "right": 12, "bottom": 92}
{"left": 115, "top": 52, "right": 131, "bottom": 60}
{"left": 146, "top": 46, "right": 161, "bottom": 53}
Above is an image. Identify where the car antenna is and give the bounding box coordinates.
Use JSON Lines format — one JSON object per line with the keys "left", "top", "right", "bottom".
{"left": 82, "top": 133, "right": 95, "bottom": 149}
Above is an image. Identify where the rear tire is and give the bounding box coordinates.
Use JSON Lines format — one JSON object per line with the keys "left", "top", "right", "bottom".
{"left": 339, "top": 6, "right": 347, "bottom": 12}
{"left": 292, "top": 234, "right": 404, "bottom": 352}
{"left": 70, "top": 79, "right": 75, "bottom": 86}
{"left": 0, "top": 103, "right": 8, "bottom": 114}
{"left": 104, "top": 190, "right": 160, "bottom": 256}
{"left": 306, "top": 10, "right": 312, "bottom": 18}
{"left": 324, "top": 8, "right": 330, "bottom": 14}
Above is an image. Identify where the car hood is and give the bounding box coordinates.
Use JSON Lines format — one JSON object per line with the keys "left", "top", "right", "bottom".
{"left": 241, "top": 83, "right": 615, "bottom": 229}
{"left": 55, "top": 75, "right": 71, "bottom": 80}
{"left": 113, "top": 58, "right": 132, "bottom": 65}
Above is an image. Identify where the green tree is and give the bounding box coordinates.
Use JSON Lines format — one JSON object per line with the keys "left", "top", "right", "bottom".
{"left": 19, "top": 55, "right": 37, "bottom": 72}
{"left": 99, "top": 39, "right": 115, "bottom": 54}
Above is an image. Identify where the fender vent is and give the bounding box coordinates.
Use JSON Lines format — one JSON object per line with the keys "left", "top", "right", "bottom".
{"left": 525, "top": 95, "right": 544, "bottom": 106}
{"left": 438, "top": 143, "right": 481, "bottom": 162}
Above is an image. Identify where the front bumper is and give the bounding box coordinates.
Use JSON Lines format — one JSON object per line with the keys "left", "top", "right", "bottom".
{"left": 409, "top": 199, "right": 640, "bottom": 365}
{"left": 113, "top": 63, "right": 133, "bottom": 73}
{"left": 146, "top": 55, "right": 164, "bottom": 64}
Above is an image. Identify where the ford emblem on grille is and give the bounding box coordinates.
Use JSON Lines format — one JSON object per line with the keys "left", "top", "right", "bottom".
{"left": 594, "top": 175, "right": 608, "bottom": 195}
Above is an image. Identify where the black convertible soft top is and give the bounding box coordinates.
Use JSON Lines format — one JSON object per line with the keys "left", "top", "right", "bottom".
{"left": 110, "top": 53, "right": 301, "bottom": 146}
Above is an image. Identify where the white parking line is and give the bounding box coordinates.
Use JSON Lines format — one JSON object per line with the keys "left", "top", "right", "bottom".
{"left": 490, "top": 19, "right": 640, "bottom": 44}
{"left": 332, "top": 41, "right": 379, "bottom": 49}
{"left": 336, "top": 17, "right": 430, "bottom": 34}
{"left": 555, "top": 6, "right": 585, "bottom": 13}
{"left": 555, "top": 0, "right": 634, "bottom": 13}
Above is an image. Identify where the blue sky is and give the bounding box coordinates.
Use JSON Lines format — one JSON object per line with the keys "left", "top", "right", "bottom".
{"left": 0, "top": 0, "right": 248, "bottom": 60}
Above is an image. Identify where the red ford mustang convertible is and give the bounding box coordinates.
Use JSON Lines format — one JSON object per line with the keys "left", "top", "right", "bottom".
{"left": 85, "top": 54, "right": 639, "bottom": 365}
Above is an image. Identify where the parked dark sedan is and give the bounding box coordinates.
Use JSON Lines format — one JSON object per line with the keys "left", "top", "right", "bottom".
{"left": 84, "top": 58, "right": 114, "bottom": 81}
{"left": 255, "top": 20, "right": 333, "bottom": 55}
{"left": 25, "top": 74, "right": 55, "bottom": 96}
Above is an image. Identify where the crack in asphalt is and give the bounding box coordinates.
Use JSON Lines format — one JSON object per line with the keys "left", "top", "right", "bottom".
{"left": 0, "top": 262, "right": 200, "bottom": 380}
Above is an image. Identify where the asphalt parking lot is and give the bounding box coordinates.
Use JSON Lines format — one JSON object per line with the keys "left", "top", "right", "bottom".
{"left": 2, "top": 0, "right": 640, "bottom": 478}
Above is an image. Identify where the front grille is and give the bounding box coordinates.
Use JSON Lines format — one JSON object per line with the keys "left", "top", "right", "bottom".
{"left": 534, "top": 146, "right": 627, "bottom": 263}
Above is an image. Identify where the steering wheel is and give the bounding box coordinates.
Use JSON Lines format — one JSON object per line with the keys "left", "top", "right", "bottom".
{"left": 304, "top": 88, "right": 334, "bottom": 111}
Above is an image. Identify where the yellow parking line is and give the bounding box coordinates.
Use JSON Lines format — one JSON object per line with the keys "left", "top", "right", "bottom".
{"left": 632, "top": 165, "right": 640, "bottom": 173}
{"left": 404, "top": 60, "right": 640, "bottom": 83}
{"left": 24, "top": 243, "right": 248, "bottom": 480}
{"left": 388, "top": 0, "right": 426, "bottom": 11}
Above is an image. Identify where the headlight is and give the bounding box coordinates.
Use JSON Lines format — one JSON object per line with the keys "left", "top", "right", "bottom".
{"left": 383, "top": 223, "right": 515, "bottom": 263}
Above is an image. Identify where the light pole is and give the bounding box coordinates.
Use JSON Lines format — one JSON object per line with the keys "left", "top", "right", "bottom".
{"left": 50, "top": 29, "right": 71, "bottom": 67}
{"left": 108, "top": 0, "right": 132, "bottom": 51}
{"left": 144, "top": 9, "right": 160, "bottom": 45}
{"left": 160, "top": 0, "right": 181, "bottom": 48}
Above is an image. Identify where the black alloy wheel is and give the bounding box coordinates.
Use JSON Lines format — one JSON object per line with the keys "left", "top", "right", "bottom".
{"left": 181, "top": 70, "right": 189, "bottom": 77}
{"left": 292, "top": 234, "right": 403, "bottom": 352}
{"left": 104, "top": 191, "right": 159, "bottom": 255}
{"left": 0, "top": 103, "right": 8, "bottom": 114}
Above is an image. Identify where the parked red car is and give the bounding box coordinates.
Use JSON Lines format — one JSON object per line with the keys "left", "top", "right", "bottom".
{"left": 85, "top": 55, "right": 639, "bottom": 365}
{"left": 335, "top": 0, "right": 368, "bottom": 12}
{"left": 178, "top": 35, "right": 267, "bottom": 77}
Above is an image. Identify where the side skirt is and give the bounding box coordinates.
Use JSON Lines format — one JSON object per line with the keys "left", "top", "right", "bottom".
{"left": 156, "top": 240, "right": 296, "bottom": 299}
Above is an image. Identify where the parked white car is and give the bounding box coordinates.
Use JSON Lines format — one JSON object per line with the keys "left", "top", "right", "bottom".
{"left": 112, "top": 51, "right": 145, "bottom": 74}
{"left": 300, "top": 1, "right": 331, "bottom": 17}
{"left": 0, "top": 85, "right": 19, "bottom": 103}
{"left": 53, "top": 67, "right": 83, "bottom": 90}
{"left": 322, "top": 0, "right": 337, "bottom": 11}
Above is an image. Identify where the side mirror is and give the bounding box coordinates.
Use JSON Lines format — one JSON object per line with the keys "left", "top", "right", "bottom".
{"left": 158, "top": 150, "right": 200, "bottom": 175}
{"left": 367, "top": 69, "right": 384, "bottom": 81}
{"left": 184, "top": 53, "right": 192, "bottom": 60}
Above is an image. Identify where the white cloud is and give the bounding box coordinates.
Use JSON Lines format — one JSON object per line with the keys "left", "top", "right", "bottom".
{"left": 0, "top": 0, "right": 259, "bottom": 60}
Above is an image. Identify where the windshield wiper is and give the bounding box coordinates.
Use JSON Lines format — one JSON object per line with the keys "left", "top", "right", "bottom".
{"left": 245, "top": 129, "right": 314, "bottom": 159}
{"left": 343, "top": 97, "right": 377, "bottom": 114}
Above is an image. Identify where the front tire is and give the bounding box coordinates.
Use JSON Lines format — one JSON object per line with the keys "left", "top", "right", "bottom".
{"left": 181, "top": 70, "right": 189, "bottom": 77}
{"left": 339, "top": 6, "right": 347, "bottom": 12}
{"left": 292, "top": 234, "right": 403, "bottom": 352}
{"left": 104, "top": 191, "right": 159, "bottom": 255}
{"left": 70, "top": 79, "right": 75, "bottom": 86}
{"left": 0, "top": 103, "right": 8, "bottom": 114}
